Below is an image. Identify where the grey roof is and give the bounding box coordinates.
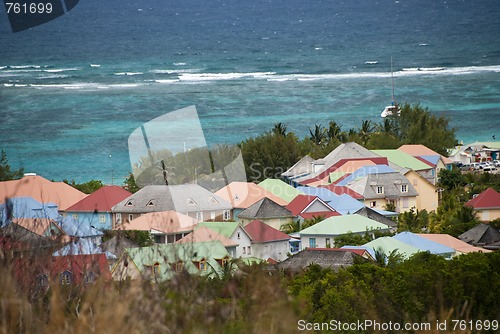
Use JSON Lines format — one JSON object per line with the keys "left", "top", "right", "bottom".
{"left": 237, "top": 197, "right": 293, "bottom": 219}
{"left": 276, "top": 248, "right": 367, "bottom": 272}
{"left": 345, "top": 172, "right": 418, "bottom": 199}
{"left": 354, "top": 206, "right": 397, "bottom": 228}
{"left": 282, "top": 155, "right": 316, "bottom": 178}
{"left": 459, "top": 223, "right": 500, "bottom": 247}
{"left": 100, "top": 235, "right": 139, "bottom": 259}
{"left": 112, "top": 184, "right": 232, "bottom": 214}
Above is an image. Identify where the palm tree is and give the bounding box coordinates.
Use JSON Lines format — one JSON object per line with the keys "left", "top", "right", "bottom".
{"left": 309, "top": 124, "right": 326, "bottom": 146}
{"left": 358, "top": 120, "right": 374, "bottom": 145}
{"left": 327, "top": 121, "right": 346, "bottom": 142}
{"left": 272, "top": 122, "right": 288, "bottom": 136}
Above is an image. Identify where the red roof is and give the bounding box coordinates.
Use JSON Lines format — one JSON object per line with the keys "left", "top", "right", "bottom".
{"left": 65, "top": 186, "right": 132, "bottom": 212}
{"left": 244, "top": 220, "right": 291, "bottom": 243}
{"left": 319, "top": 184, "right": 364, "bottom": 200}
{"left": 466, "top": 188, "right": 500, "bottom": 209}
{"left": 286, "top": 194, "right": 335, "bottom": 216}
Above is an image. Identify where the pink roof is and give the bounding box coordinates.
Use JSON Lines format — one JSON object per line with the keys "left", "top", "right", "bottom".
{"left": 0, "top": 175, "right": 87, "bottom": 211}
{"left": 419, "top": 234, "right": 491, "bottom": 254}
{"left": 176, "top": 226, "right": 238, "bottom": 247}
{"left": 286, "top": 195, "right": 335, "bottom": 216}
{"left": 215, "top": 181, "right": 288, "bottom": 208}
{"left": 244, "top": 220, "right": 290, "bottom": 243}
{"left": 120, "top": 210, "right": 198, "bottom": 234}
{"left": 65, "top": 186, "right": 132, "bottom": 212}
{"left": 398, "top": 144, "right": 453, "bottom": 165}
{"left": 465, "top": 188, "right": 500, "bottom": 209}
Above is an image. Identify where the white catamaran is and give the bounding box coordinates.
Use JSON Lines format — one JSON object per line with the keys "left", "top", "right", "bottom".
{"left": 381, "top": 58, "right": 400, "bottom": 118}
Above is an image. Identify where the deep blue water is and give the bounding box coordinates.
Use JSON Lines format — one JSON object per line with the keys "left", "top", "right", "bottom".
{"left": 1, "top": 0, "right": 500, "bottom": 183}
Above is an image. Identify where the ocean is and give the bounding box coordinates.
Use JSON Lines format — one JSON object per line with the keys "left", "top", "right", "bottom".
{"left": 1, "top": 0, "right": 500, "bottom": 183}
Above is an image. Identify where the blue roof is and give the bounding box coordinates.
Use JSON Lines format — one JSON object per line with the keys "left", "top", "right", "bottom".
{"left": 56, "top": 216, "right": 104, "bottom": 237}
{"left": 296, "top": 186, "right": 339, "bottom": 202}
{"left": 419, "top": 155, "right": 440, "bottom": 166}
{"left": 336, "top": 165, "right": 394, "bottom": 186}
{"left": 392, "top": 232, "right": 455, "bottom": 256}
{"left": 53, "top": 238, "right": 116, "bottom": 259}
{"left": 328, "top": 194, "right": 365, "bottom": 215}
{"left": 0, "top": 197, "right": 59, "bottom": 225}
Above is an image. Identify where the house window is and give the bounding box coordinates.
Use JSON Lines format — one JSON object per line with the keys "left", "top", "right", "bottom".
{"left": 128, "top": 214, "right": 133, "bottom": 222}
{"left": 309, "top": 238, "right": 316, "bottom": 248}
{"left": 243, "top": 247, "right": 246, "bottom": 254}
{"left": 403, "top": 198, "right": 409, "bottom": 208}
{"left": 325, "top": 238, "right": 331, "bottom": 248}
{"left": 199, "top": 259, "right": 207, "bottom": 271}
{"left": 221, "top": 258, "right": 229, "bottom": 268}
{"left": 376, "top": 186, "right": 384, "bottom": 194}
{"left": 36, "top": 274, "right": 48, "bottom": 287}
{"left": 116, "top": 213, "right": 122, "bottom": 224}
{"left": 196, "top": 211, "right": 203, "bottom": 221}
{"left": 72, "top": 214, "right": 78, "bottom": 220}
{"left": 401, "top": 184, "right": 408, "bottom": 193}
{"left": 175, "top": 262, "right": 183, "bottom": 272}
{"left": 210, "top": 211, "right": 216, "bottom": 220}
{"left": 247, "top": 246, "right": 251, "bottom": 255}
{"left": 60, "top": 271, "right": 72, "bottom": 285}
{"left": 84, "top": 271, "right": 95, "bottom": 284}
{"left": 99, "top": 214, "right": 106, "bottom": 223}
{"left": 223, "top": 210, "right": 231, "bottom": 221}
{"left": 370, "top": 201, "right": 377, "bottom": 208}
{"left": 237, "top": 232, "right": 241, "bottom": 239}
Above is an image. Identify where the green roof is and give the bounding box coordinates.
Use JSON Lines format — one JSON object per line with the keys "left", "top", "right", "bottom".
{"left": 258, "top": 179, "right": 302, "bottom": 203}
{"left": 363, "top": 237, "right": 420, "bottom": 259}
{"left": 329, "top": 172, "right": 346, "bottom": 183}
{"left": 196, "top": 221, "right": 240, "bottom": 238}
{"left": 125, "top": 241, "right": 230, "bottom": 281}
{"left": 299, "top": 214, "right": 390, "bottom": 236}
{"left": 372, "top": 149, "right": 431, "bottom": 171}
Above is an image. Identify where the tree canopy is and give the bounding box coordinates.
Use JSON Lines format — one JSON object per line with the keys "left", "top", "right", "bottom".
{"left": 0, "top": 150, "right": 24, "bottom": 181}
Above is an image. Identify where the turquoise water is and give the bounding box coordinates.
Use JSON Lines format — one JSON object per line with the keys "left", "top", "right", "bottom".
{"left": 1, "top": 0, "right": 499, "bottom": 183}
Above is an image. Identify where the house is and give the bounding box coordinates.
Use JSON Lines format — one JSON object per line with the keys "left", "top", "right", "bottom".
{"left": 0, "top": 174, "right": 87, "bottom": 211}
{"left": 283, "top": 142, "right": 381, "bottom": 186}
{"left": 299, "top": 214, "right": 391, "bottom": 249}
{"left": 339, "top": 246, "right": 376, "bottom": 261}
{"left": 458, "top": 223, "right": 500, "bottom": 250}
{"left": 257, "top": 179, "right": 302, "bottom": 203}
{"left": 392, "top": 232, "right": 456, "bottom": 258}
{"left": 215, "top": 181, "right": 288, "bottom": 220}
{"left": 56, "top": 216, "right": 104, "bottom": 244}
{"left": 111, "top": 241, "right": 231, "bottom": 282}
{"left": 194, "top": 221, "right": 252, "bottom": 258}
{"left": 176, "top": 226, "right": 239, "bottom": 257}
{"left": 64, "top": 186, "right": 132, "bottom": 230}
{"left": 119, "top": 210, "right": 198, "bottom": 244}
{"left": 318, "top": 183, "right": 363, "bottom": 200}
{"left": 238, "top": 197, "right": 294, "bottom": 230}
{"left": 243, "top": 220, "right": 291, "bottom": 261}
{"left": 297, "top": 186, "right": 365, "bottom": 215}
{"left": 363, "top": 236, "right": 421, "bottom": 260}
{"left": 419, "top": 234, "right": 491, "bottom": 255}
{"left": 14, "top": 253, "right": 112, "bottom": 291}
{"left": 9, "top": 218, "right": 65, "bottom": 239}
{"left": 53, "top": 239, "right": 116, "bottom": 260}
{"left": 0, "top": 197, "right": 59, "bottom": 226}
{"left": 100, "top": 235, "right": 140, "bottom": 266}
{"left": 465, "top": 188, "right": 500, "bottom": 222}
{"left": 401, "top": 169, "right": 439, "bottom": 212}
{"left": 398, "top": 144, "right": 454, "bottom": 173}
{"left": 276, "top": 248, "right": 367, "bottom": 272}
{"left": 285, "top": 194, "right": 339, "bottom": 223}
{"left": 112, "top": 184, "right": 232, "bottom": 226}
{"left": 372, "top": 149, "right": 437, "bottom": 184}
{"left": 343, "top": 172, "right": 418, "bottom": 213}
{"left": 451, "top": 142, "right": 500, "bottom": 163}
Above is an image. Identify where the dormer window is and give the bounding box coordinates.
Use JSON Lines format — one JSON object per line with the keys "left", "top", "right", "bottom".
{"left": 36, "top": 274, "right": 48, "bottom": 287}
{"left": 60, "top": 270, "right": 72, "bottom": 285}
{"left": 186, "top": 198, "right": 197, "bottom": 205}
{"left": 401, "top": 184, "right": 408, "bottom": 193}
{"left": 84, "top": 271, "right": 95, "bottom": 284}
{"left": 234, "top": 194, "right": 240, "bottom": 201}
{"left": 208, "top": 197, "right": 219, "bottom": 204}
{"left": 376, "top": 186, "right": 384, "bottom": 194}
{"left": 125, "top": 200, "right": 133, "bottom": 207}
{"left": 147, "top": 199, "right": 156, "bottom": 207}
